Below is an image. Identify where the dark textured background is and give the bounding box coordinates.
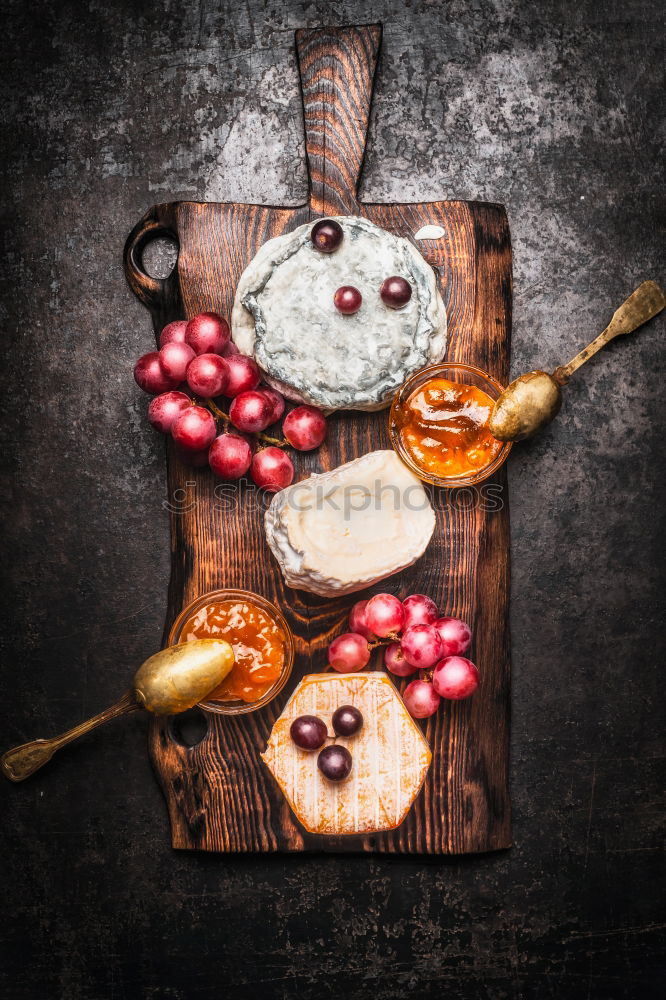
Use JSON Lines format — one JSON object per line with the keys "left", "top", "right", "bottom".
{"left": 1, "top": 1, "right": 664, "bottom": 997}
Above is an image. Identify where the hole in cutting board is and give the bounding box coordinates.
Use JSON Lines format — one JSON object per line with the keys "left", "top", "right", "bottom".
{"left": 141, "top": 235, "right": 178, "bottom": 279}
{"left": 169, "top": 707, "right": 208, "bottom": 748}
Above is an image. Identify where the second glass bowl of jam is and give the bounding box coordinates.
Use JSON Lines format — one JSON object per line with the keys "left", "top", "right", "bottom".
{"left": 168, "top": 589, "right": 295, "bottom": 715}
{"left": 389, "top": 363, "right": 512, "bottom": 488}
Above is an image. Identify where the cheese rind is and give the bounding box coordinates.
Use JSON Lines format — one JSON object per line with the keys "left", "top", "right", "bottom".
{"left": 232, "top": 216, "right": 447, "bottom": 411}
{"left": 264, "top": 450, "right": 436, "bottom": 596}
{"left": 261, "top": 672, "right": 432, "bottom": 835}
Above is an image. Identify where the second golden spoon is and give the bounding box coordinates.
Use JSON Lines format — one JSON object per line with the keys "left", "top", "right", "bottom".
{"left": 490, "top": 280, "right": 665, "bottom": 442}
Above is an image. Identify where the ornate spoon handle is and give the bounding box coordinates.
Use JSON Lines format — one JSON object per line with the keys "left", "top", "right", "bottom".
{"left": 1, "top": 690, "right": 139, "bottom": 782}
{"left": 553, "top": 280, "right": 665, "bottom": 384}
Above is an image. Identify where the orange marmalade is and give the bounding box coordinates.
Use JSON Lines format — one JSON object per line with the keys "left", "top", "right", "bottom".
{"left": 392, "top": 376, "right": 503, "bottom": 480}
{"left": 178, "top": 598, "right": 286, "bottom": 702}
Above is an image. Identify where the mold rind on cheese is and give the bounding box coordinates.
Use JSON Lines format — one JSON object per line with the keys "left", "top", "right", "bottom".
{"left": 231, "top": 216, "right": 447, "bottom": 411}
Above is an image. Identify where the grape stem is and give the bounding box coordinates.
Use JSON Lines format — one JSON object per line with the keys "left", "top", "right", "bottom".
{"left": 204, "top": 398, "right": 287, "bottom": 447}
{"left": 367, "top": 634, "right": 400, "bottom": 650}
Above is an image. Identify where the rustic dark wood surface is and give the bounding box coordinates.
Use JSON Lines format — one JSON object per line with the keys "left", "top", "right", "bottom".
{"left": 124, "top": 25, "right": 512, "bottom": 854}
{"left": 2, "top": 0, "right": 664, "bottom": 995}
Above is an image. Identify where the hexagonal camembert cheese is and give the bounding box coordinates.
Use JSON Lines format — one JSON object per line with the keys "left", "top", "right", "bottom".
{"left": 261, "top": 672, "right": 432, "bottom": 835}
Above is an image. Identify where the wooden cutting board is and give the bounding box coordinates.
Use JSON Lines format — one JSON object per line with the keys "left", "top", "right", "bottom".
{"left": 124, "top": 23, "right": 512, "bottom": 854}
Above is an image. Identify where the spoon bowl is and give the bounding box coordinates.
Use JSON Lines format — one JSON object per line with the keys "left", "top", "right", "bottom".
{"left": 489, "top": 370, "right": 562, "bottom": 442}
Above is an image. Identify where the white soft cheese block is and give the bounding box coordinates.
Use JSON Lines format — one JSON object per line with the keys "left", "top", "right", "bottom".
{"left": 232, "top": 216, "right": 447, "bottom": 411}
{"left": 261, "top": 672, "right": 432, "bottom": 835}
{"left": 264, "top": 450, "right": 436, "bottom": 597}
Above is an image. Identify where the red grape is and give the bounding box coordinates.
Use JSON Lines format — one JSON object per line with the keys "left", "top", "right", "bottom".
{"left": 402, "top": 594, "right": 438, "bottom": 629}
{"left": 133, "top": 352, "right": 180, "bottom": 395}
{"left": 262, "top": 387, "right": 285, "bottom": 424}
{"left": 384, "top": 641, "right": 417, "bottom": 677}
{"left": 224, "top": 354, "right": 261, "bottom": 396}
{"left": 380, "top": 276, "right": 412, "bottom": 309}
{"left": 184, "top": 312, "right": 230, "bottom": 355}
{"left": 282, "top": 405, "right": 327, "bottom": 451}
{"left": 311, "top": 219, "right": 343, "bottom": 253}
{"left": 348, "top": 599, "right": 377, "bottom": 641}
{"left": 229, "top": 390, "right": 273, "bottom": 433}
{"left": 290, "top": 715, "right": 328, "bottom": 751}
{"left": 333, "top": 286, "right": 362, "bottom": 315}
{"left": 175, "top": 445, "right": 210, "bottom": 468}
{"left": 365, "top": 593, "right": 405, "bottom": 638}
{"left": 433, "top": 617, "right": 472, "bottom": 657}
{"left": 432, "top": 656, "right": 479, "bottom": 700}
{"left": 159, "top": 341, "right": 196, "bottom": 382}
{"left": 328, "top": 633, "right": 370, "bottom": 673}
{"left": 147, "top": 391, "right": 191, "bottom": 434}
{"left": 403, "top": 679, "right": 441, "bottom": 719}
{"left": 186, "top": 353, "right": 228, "bottom": 397}
{"left": 250, "top": 447, "right": 294, "bottom": 492}
{"left": 159, "top": 320, "right": 188, "bottom": 347}
{"left": 384, "top": 642, "right": 416, "bottom": 677}
{"left": 317, "top": 744, "right": 352, "bottom": 781}
{"left": 332, "top": 705, "right": 363, "bottom": 737}
{"left": 208, "top": 433, "right": 252, "bottom": 479}
{"left": 222, "top": 340, "right": 240, "bottom": 357}
{"left": 400, "top": 624, "right": 444, "bottom": 668}
{"left": 171, "top": 405, "right": 216, "bottom": 452}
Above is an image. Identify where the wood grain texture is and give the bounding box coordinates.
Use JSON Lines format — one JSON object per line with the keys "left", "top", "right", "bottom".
{"left": 124, "top": 24, "right": 512, "bottom": 854}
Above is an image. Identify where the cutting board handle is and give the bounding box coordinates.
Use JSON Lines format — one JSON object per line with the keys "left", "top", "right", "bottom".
{"left": 123, "top": 210, "right": 179, "bottom": 313}
{"left": 296, "top": 23, "right": 382, "bottom": 215}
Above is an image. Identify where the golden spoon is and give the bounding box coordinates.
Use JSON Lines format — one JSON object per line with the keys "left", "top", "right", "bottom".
{"left": 1, "top": 638, "right": 234, "bottom": 782}
{"left": 489, "top": 281, "right": 666, "bottom": 442}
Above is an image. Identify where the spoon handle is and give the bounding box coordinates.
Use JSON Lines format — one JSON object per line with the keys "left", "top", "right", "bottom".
{"left": 553, "top": 281, "right": 665, "bottom": 384}
{"left": 1, "top": 690, "right": 139, "bottom": 782}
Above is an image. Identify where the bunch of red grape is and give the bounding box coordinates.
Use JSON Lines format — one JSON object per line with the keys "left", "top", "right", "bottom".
{"left": 327, "top": 592, "right": 479, "bottom": 719}
{"left": 133, "top": 312, "right": 327, "bottom": 491}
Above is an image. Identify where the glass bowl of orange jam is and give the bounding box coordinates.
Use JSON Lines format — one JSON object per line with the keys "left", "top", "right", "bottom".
{"left": 168, "top": 589, "right": 295, "bottom": 715}
{"left": 389, "top": 363, "right": 512, "bottom": 488}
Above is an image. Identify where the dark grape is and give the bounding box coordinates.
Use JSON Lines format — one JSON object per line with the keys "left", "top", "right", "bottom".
{"left": 311, "top": 219, "right": 343, "bottom": 253}
{"left": 331, "top": 705, "right": 363, "bottom": 738}
{"left": 380, "top": 276, "right": 412, "bottom": 309}
{"left": 317, "top": 744, "right": 353, "bottom": 782}
{"left": 333, "top": 286, "right": 362, "bottom": 315}
{"left": 290, "top": 715, "right": 328, "bottom": 751}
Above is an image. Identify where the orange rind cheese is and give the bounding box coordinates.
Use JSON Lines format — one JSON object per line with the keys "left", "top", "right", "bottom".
{"left": 261, "top": 672, "right": 431, "bottom": 835}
